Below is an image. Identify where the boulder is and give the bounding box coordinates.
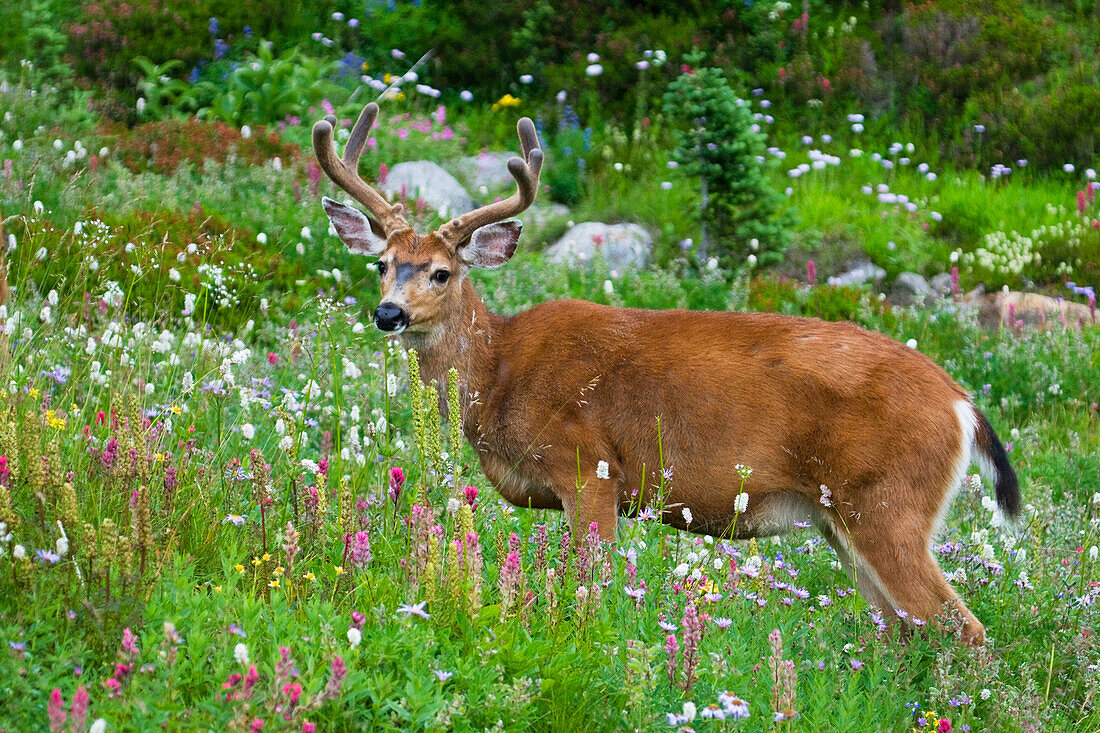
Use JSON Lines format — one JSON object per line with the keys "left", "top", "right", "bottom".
{"left": 380, "top": 161, "right": 473, "bottom": 218}
{"left": 545, "top": 222, "right": 652, "bottom": 270}
{"left": 891, "top": 272, "right": 936, "bottom": 307}
{"left": 929, "top": 272, "right": 954, "bottom": 296}
{"left": 455, "top": 151, "right": 521, "bottom": 192}
{"left": 973, "top": 290, "right": 1097, "bottom": 330}
{"left": 826, "top": 260, "right": 886, "bottom": 287}
{"left": 518, "top": 203, "right": 570, "bottom": 229}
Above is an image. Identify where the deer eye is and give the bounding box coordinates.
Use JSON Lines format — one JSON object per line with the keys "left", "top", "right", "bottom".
{"left": 376, "top": 261, "right": 387, "bottom": 277}
{"left": 432, "top": 270, "right": 451, "bottom": 285}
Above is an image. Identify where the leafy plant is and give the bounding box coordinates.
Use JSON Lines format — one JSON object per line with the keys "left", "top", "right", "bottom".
{"left": 193, "top": 43, "right": 343, "bottom": 126}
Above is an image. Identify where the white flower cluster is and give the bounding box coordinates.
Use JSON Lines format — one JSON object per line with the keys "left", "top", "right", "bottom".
{"left": 963, "top": 229, "right": 1040, "bottom": 276}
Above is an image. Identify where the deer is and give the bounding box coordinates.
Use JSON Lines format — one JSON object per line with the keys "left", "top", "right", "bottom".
{"left": 313, "top": 102, "right": 1020, "bottom": 647}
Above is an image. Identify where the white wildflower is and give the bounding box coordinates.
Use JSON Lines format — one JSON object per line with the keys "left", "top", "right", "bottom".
{"left": 233, "top": 642, "right": 250, "bottom": 665}
{"left": 596, "top": 460, "right": 610, "bottom": 480}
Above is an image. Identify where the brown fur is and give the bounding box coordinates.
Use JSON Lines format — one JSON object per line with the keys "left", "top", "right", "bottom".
{"left": 366, "top": 232, "right": 1000, "bottom": 645}
{"left": 317, "top": 110, "right": 1016, "bottom": 647}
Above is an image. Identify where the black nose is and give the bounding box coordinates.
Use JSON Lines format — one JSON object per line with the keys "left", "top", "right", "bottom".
{"left": 373, "top": 302, "right": 409, "bottom": 332}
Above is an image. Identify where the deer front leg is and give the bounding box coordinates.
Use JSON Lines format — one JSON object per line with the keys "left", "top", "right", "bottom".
{"left": 556, "top": 454, "right": 621, "bottom": 542}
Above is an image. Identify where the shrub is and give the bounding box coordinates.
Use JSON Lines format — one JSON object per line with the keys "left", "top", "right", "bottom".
{"left": 663, "top": 57, "right": 792, "bottom": 269}
{"left": 884, "top": 0, "right": 1056, "bottom": 120}
{"left": 65, "top": 0, "right": 295, "bottom": 107}
{"left": 191, "top": 43, "right": 344, "bottom": 126}
{"left": 103, "top": 119, "right": 301, "bottom": 176}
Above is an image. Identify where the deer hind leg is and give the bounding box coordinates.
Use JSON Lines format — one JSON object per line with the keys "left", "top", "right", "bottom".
{"left": 832, "top": 516, "right": 985, "bottom": 647}
{"left": 814, "top": 513, "right": 897, "bottom": 615}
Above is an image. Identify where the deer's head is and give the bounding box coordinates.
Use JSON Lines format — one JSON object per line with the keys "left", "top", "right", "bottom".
{"left": 314, "top": 103, "right": 543, "bottom": 336}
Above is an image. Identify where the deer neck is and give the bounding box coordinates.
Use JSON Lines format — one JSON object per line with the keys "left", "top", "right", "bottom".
{"left": 400, "top": 277, "right": 500, "bottom": 423}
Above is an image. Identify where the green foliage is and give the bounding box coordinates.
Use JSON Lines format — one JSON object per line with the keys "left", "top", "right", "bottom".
{"left": 0, "top": 0, "right": 71, "bottom": 82}
{"left": 65, "top": 0, "right": 296, "bottom": 106}
{"left": 663, "top": 57, "right": 793, "bottom": 269}
{"left": 193, "top": 44, "right": 343, "bottom": 126}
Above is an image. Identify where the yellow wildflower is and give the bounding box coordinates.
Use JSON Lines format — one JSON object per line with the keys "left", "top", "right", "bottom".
{"left": 29, "top": 388, "right": 40, "bottom": 400}
{"left": 492, "top": 94, "right": 521, "bottom": 112}
{"left": 334, "top": 566, "right": 345, "bottom": 575}
{"left": 303, "top": 572, "right": 316, "bottom": 581}
{"left": 234, "top": 563, "right": 245, "bottom": 573}
{"left": 251, "top": 557, "right": 262, "bottom": 567}
{"left": 268, "top": 579, "right": 280, "bottom": 589}
{"left": 261, "top": 553, "right": 271, "bottom": 562}
{"left": 171, "top": 405, "right": 181, "bottom": 415}
{"left": 273, "top": 566, "right": 284, "bottom": 576}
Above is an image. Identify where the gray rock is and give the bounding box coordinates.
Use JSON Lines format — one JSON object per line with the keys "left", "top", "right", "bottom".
{"left": 826, "top": 260, "right": 886, "bottom": 287}
{"left": 891, "top": 272, "right": 936, "bottom": 307}
{"left": 929, "top": 273, "right": 954, "bottom": 296}
{"left": 545, "top": 222, "right": 652, "bottom": 270}
{"left": 380, "top": 161, "right": 473, "bottom": 218}
{"left": 455, "top": 151, "right": 521, "bottom": 192}
{"left": 518, "top": 203, "right": 570, "bottom": 229}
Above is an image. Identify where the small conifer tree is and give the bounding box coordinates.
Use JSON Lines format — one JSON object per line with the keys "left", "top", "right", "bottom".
{"left": 663, "top": 54, "right": 792, "bottom": 269}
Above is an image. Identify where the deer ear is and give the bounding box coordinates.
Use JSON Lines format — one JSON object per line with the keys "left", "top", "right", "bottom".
{"left": 322, "top": 197, "right": 388, "bottom": 256}
{"left": 460, "top": 220, "right": 522, "bottom": 269}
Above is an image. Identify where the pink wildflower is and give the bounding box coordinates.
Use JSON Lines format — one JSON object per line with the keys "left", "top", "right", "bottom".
{"left": 47, "top": 688, "right": 67, "bottom": 732}
{"left": 388, "top": 466, "right": 405, "bottom": 506}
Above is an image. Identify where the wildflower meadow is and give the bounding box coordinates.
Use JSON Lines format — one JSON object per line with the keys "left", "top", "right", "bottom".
{"left": 2, "top": 2, "right": 1100, "bottom": 731}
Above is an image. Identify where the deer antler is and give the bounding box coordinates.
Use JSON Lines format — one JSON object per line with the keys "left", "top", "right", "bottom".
{"left": 436, "top": 117, "right": 543, "bottom": 247}
{"left": 312, "top": 102, "right": 409, "bottom": 237}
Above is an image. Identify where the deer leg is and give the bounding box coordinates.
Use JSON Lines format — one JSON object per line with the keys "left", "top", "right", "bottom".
{"left": 843, "top": 522, "right": 985, "bottom": 646}
{"left": 556, "top": 460, "right": 621, "bottom": 542}
{"left": 814, "top": 513, "right": 896, "bottom": 615}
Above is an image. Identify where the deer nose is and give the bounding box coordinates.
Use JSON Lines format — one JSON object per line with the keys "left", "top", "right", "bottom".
{"left": 373, "top": 302, "right": 409, "bottom": 333}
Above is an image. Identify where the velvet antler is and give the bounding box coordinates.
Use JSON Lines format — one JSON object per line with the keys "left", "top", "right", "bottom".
{"left": 312, "top": 103, "right": 409, "bottom": 237}
{"left": 435, "top": 116, "right": 543, "bottom": 247}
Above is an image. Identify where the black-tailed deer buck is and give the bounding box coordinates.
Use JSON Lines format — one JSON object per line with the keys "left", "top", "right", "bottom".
{"left": 314, "top": 103, "right": 1019, "bottom": 646}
